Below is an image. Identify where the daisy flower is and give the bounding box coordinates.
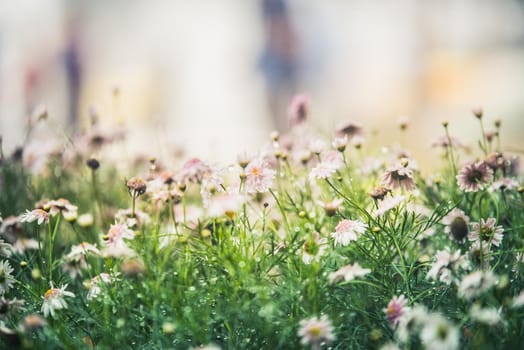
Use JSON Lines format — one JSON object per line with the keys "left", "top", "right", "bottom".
{"left": 419, "top": 314, "right": 459, "bottom": 350}
{"left": 19, "top": 209, "right": 49, "bottom": 225}
{"left": 329, "top": 263, "right": 371, "bottom": 284}
{"left": 309, "top": 151, "right": 344, "bottom": 181}
{"left": 442, "top": 208, "right": 470, "bottom": 243}
{"left": 288, "top": 93, "right": 309, "bottom": 126}
{"left": 458, "top": 270, "right": 497, "bottom": 300}
{"left": 87, "top": 273, "right": 113, "bottom": 300}
{"left": 381, "top": 160, "right": 416, "bottom": 191}
{"left": 330, "top": 219, "right": 367, "bottom": 247}
{"left": 101, "top": 223, "right": 135, "bottom": 258}
{"left": 244, "top": 157, "right": 275, "bottom": 194}
{"left": 469, "top": 305, "right": 502, "bottom": 325}
{"left": 373, "top": 195, "right": 405, "bottom": 217}
{"left": 426, "top": 249, "right": 469, "bottom": 285}
{"left": 302, "top": 232, "right": 328, "bottom": 265}
{"left": 0, "top": 260, "right": 15, "bottom": 295}
{"left": 298, "top": 315, "right": 336, "bottom": 348}
{"left": 384, "top": 295, "right": 408, "bottom": 326}
{"left": 469, "top": 218, "right": 504, "bottom": 247}
{"left": 456, "top": 161, "right": 493, "bottom": 192}
{"left": 41, "top": 284, "right": 75, "bottom": 318}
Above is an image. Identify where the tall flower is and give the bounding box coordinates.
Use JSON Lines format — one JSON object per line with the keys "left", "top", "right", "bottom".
{"left": 244, "top": 157, "right": 275, "bottom": 194}
{"left": 41, "top": 284, "right": 75, "bottom": 318}
{"left": 330, "top": 219, "right": 367, "bottom": 247}
{"left": 456, "top": 161, "right": 493, "bottom": 192}
{"left": 298, "top": 315, "right": 336, "bottom": 348}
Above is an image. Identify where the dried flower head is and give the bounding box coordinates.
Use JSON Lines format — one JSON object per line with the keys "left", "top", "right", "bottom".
{"left": 127, "top": 177, "right": 147, "bottom": 197}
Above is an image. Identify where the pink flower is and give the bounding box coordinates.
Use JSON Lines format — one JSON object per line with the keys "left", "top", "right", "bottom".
{"left": 87, "top": 273, "right": 113, "bottom": 300}
{"left": 381, "top": 160, "right": 416, "bottom": 191}
{"left": 244, "top": 157, "right": 275, "bottom": 193}
{"left": 469, "top": 218, "right": 504, "bottom": 247}
{"left": 384, "top": 295, "right": 408, "bottom": 326}
{"left": 331, "top": 219, "right": 367, "bottom": 246}
{"left": 177, "top": 158, "right": 212, "bottom": 184}
{"left": 101, "top": 224, "right": 135, "bottom": 258}
{"left": 288, "top": 93, "right": 309, "bottom": 126}
{"left": 456, "top": 161, "right": 493, "bottom": 192}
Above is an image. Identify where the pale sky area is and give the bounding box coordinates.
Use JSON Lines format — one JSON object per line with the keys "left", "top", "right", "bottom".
{"left": 1, "top": 0, "right": 524, "bottom": 165}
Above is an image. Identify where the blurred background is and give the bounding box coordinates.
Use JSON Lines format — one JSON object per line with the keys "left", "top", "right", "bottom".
{"left": 1, "top": 0, "right": 524, "bottom": 164}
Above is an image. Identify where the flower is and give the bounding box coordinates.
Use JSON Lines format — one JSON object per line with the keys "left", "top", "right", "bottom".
{"left": 0, "top": 261, "right": 15, "bottom": 295}
{"left": 332, "top": 135, "right": 348, "bottom": 152}
{"left": 329, "top": 263, "right": 371, "bottom": 284}
{"left": 489, "top": 177, "right": 519, "bottom": 192}
{"left": 330, "top": 219, "right": 367, "bottom": 247}
{"left": 177, "top": 158, "right": 212, "bottom": 184}
{"left": 42, "top": 198, "right": 78, "bottom": 217}
{"left": 41, "top": 284, "right": 75, "bottom": 318}
{"left": 126, "top": 177, "right": 147, "bottom": 197}
{"left": 206, "top": 193, "right": 245, "bottom": 219}
{"left": 0, "top": 297, "right": 25, "bottom": 320}
{"left": 288, "top": 93, "right": 309, "bottom": 126}
{"left": 87, "top": 273, "right": 113, "bottom": 300}
{"left": 12, "top": 238, "right": 39, "bottom": 254}
{"left": 0, "top": 239, "right": 12, "bottom": 257}
{"left": 298, "top": 315, "right": 336, "bottom": 347}
{"left": 458, "top": 270, "right": 497, "bottom": 300}
{"left": 244, "top": 157, "right": 275, "bottom": 193}
{"left": 336, "top": 121, "right": 363, "bottom": 139}
{"left": 309, "top": 151, "right": 344, "bottom": 181}
{"left": 381, "top": 160, "right": 416, "bottom": 191}
{"left": 419, "top": 314, "right": 459, "bottom": 350}
{"left": 62, "top": 242, "right": 101, "bottom": 279}
{"left": 302, "top": 232, "right": 328, "bottom": 264}
{"left": 512, "top": 290, "right": 524, "bottom": 308}
{"left": 19, "top": 209, "right": 49, "bottom": 225}
{"left": 442, "top": 209, "right": 470, "bottom": 243}
{"left": 384, "top": 295, "right": 408, "bottom": 326}
{"left": 373, "top": 195, "right": 405, "bottom": 217}
{"left": 469, "top": 305, "right": 502, "bottom": 325}
{"left": 317, "top": 198, "right": 343, "bottom": 217}
{"left": 101, "top": 223, "right": 135, "bottom": 258}
{"left": 456, "top": 161, "right": 493, "bottom": 192}
{"left": 469, "top": 218, "right": 504, "bottom": 247}
{"left": 426, "top": 249, "right": 469, "bottom": 285}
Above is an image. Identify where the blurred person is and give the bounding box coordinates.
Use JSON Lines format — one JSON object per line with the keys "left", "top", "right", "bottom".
{"left": 259, "top": 0, "right": 300, "bottom": 132}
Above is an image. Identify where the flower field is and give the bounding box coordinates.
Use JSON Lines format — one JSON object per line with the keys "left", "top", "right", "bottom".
{"left": 0, "top": 102, "right": 523, "bottom": 349}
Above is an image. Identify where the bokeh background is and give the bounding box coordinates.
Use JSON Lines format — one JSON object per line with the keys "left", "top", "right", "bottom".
{"left": 1, "top": 0, "right": 524, "bottom": 164}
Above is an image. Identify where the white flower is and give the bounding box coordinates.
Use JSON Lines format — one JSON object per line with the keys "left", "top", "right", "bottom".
{"left": 87, "top": 273, "right": 113, "bottom": 300}
{"left": 469, "top": 304, "right": 502, "bottom": 325}
{"left": 373, "top": 195, "right": 405, "bottom": 217}
{"left": 329, "top": 263, "right": 371, "bottom": 284}
{"left": 458, "top": 270, "right": 497, "bottom": 300}
{"left": 0, "top": 260, "right": 15, "bottom": 295}
{"left": 244, "top": 157, "right": 275, "bottom": 193}
{"left": 19, "top": 209, "right": 49, "bottom": 225}
{"left": 419, "top": 314, "right": 459, "bottom": 350}
{"left": 511, "top": 290, "right": 524, "bottom": 308}
{"left": 330, "top": 219, "right": 367, "bottom": 247}
{"left": 426, "top": 249, "right": 469, "bottom": 285}
{"left": 309, "top": 151, "right": 344, "bottom": 181}
{"left": 101, "top": 223, "right": 135, "bottom": 258}
{"left": 41, "top": 284, "right": 75, "bottom": 318}
{"left": 298, "top": 315, "right": 336, "bottom": 347}
{"left": 0, "top": 239, "right": 12, "bottom": 257}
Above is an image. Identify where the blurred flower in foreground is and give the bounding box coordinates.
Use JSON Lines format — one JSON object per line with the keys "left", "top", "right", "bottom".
{"left": 384, "top": 295, "right": 408, "bottom": 327}
{"left": 456, "top": 161, "right": 493, "bottom": 192}
{"left": 298, "top": 315, "right": 336, "bottom": 348}
{"left": 329, "top": 263, "right": 371, "bottom": 284}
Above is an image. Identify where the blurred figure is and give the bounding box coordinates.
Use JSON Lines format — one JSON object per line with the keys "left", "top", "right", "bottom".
{"left": 259, "top": 0, "right": 300, "bottom": 132}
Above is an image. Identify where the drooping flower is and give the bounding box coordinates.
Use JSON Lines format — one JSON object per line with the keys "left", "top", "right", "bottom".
{"left": 330, "top": 219, "right": 367, "bottom": 247}
{"left": 456, "top": 161, "right": 493, "bottom": 192}
{"left": 41, "top": 284, "right": 75, "bottom": 318}
{"left": 244, "top": 157, "right": 275, "bottom": 194}
{"left": 19, "top": 209, "right": 49, "bottom": 225}
{"left": 298, "top": 315, "right": 336, "bottom": 348}
{"left": 329, "top": 263, "right": 371, "bottom": 284}
{"left": 384, "top": 295, "right": 408, "bottom": 326}
{"left": 0, "top": 260, "right": 15, "bottom": 295}
{"left": 381, "top": 159, "right": 416, "bottom": 191}
{"left": 469, "top": 218, "right": 504, "bottom": 247}
{"left": 442, "top": 209, "right": 470, "bottom": 243}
